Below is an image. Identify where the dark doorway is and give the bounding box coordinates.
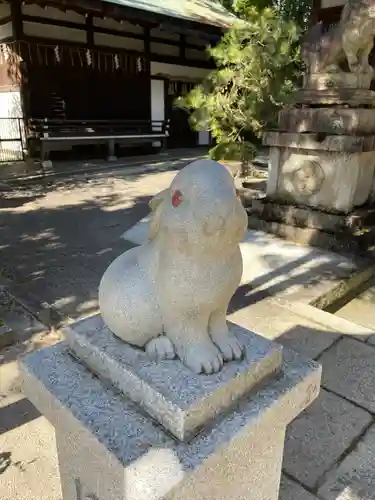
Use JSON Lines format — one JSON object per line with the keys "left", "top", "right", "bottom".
{"left": 166, "top": 80, "right": 197, "bottom": 149}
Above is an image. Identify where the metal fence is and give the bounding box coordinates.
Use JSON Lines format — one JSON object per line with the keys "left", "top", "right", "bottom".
{"left": 0, "top": 118, "right": 26, "bottom": 162}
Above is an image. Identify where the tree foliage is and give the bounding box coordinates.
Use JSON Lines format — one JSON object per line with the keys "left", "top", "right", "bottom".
{"left": 177, "top": 6, "right": 301, "bottom": 166}
{"left": 219, "top": 0, "right": 311, "bottom": 29}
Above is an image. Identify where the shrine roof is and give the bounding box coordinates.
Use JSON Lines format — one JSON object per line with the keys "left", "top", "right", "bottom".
{"left": 102, "top": 0, "right": 238, "bottom": 28}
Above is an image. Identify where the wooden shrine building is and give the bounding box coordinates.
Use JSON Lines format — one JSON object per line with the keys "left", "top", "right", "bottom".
{"left": 0, "top": 0, "right": 236, "bottom": 162}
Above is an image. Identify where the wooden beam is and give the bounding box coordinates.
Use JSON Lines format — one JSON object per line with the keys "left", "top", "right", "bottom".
{"left": 11, "top": 0, "right": 23, "bottom": 40}
{"left": 22, "top": 0, "right": 224, "bottom": 36}
{"left": 21, "top": 14, "right": 207, "bottom": 50}
{"left": 20, "top": 34, "right": 214, "bottom": 69}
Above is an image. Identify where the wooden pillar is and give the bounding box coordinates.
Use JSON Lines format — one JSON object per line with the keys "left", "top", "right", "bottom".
{"left": 144, "top": 27, "right": 152, "bottom": 124}
{"left": 11, "top": 0, "right": 23, "bottom": 40}
{"left": 86, "top": 13, "right": 94, "bottom": 47}
{"left": 310, "top": 0, "right": 322, "bottom": 25}
{"left": 180, "top": 35, "right": 186, "bottom": 60}
{"left": 144, "top": 27, "right": 151, "bottom": 73}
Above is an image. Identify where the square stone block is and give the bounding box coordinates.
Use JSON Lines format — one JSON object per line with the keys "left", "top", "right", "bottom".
{"left": 63, "top": 315, "right": 283, "bottom": 441}
{"left": 291, "top": 88, "right": 375, "bottom": 107}
{"left": 20, "top": 343, "right": 321, "bottom": 500}
{"left": 318, "top": 424, "right": 375, "bottom": 500}
{"left": 303, "top": 72, "right": 373, "bottom": 91}
{"left": 266, "top": 146, "right": 375, "bottom": 213}
{"left": 320, "top": 338, "right": 375, "bottom": 413}
{"left": 283, "top": 388, "right": 372, "bottom": 489}
{"left": 278, "top": 108, "right": 375, "bottom": 135}
{"left": 264, "top": 131, "right": 375, "bottom": 152}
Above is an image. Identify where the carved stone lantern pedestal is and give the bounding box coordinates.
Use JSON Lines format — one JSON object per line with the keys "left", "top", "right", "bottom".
{"left": 248, "top": 72, "right": 375, "bottom": 253}
{"left": 19, "top": 314, "right": 320, "bottom": 500}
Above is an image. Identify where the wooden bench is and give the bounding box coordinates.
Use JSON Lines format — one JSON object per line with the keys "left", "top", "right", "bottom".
{"left": 27, "top": 118, "right": 170, "bottom": 166}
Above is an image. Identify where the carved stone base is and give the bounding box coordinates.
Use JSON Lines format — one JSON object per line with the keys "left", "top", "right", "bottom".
{"left": 265, "top": 145, "right": 375, "bottom": 213}
{"left": 247, "top": 197, "right": 375, "bottom": 254}
{"left": 303, "top": 72, "right": 373, "bottom": 90}
{"left": 263, "top": 75, "right": 375, "bottom": 240}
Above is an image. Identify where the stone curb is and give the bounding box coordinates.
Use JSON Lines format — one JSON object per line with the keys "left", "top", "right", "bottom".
{"left": 278, "top": 300, "right": 374, "bottom": 339}
{"left": 0, "top": 322, "right": 15, "bottom": 349}
{"left": 1, "top": 282, "right": 69, "bottom": 332}
{"left": 309, "top": 260, "right": 375, "bottom": 311}
{"left": 3, "top": 152, "right": 205, "bottom": 185}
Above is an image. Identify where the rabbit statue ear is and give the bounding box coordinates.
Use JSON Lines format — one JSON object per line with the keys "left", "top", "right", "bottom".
{"left": 148, "top": 188, "right": 170, "bottom": 241}
{"left": 149, "top": 189, "right": 170, "bottom": 212}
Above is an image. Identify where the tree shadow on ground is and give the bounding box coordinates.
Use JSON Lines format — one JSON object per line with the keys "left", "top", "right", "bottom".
{"left": 0, "top": 452, "right": 11, "bottom": 475}
{"left": 0, "top": 193, "right": 151, "bottom": 316}
{"left": 0, "top": 399, "right": 40, "bottom": 435}
{"left": 229, "top": 230, "right": 361, "bottom": 316}
{"left": 0, "top": 159, "right": 186, "bottom": 328}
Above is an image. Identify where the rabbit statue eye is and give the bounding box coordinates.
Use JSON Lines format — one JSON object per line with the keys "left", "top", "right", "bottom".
{"left": 171, "top": 189, "right": 183, "bottom": 208}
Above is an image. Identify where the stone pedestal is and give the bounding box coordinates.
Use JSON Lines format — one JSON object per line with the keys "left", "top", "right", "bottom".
{"left": 19, "top": 314, "right": 321, "bottom": 500}
{"left": 249, "top": 72, "right": 375, "bottom": 252}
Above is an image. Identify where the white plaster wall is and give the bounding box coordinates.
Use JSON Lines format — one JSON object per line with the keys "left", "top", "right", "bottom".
{"left": 151, "top": 79, "right": 165, "bottom": 147}
{"left": 0, "top": 91, "right": 22, "bottom": 118}
{"left": 22, "top": 4, "right": 85, "bottom": 24}
{"left": 151, "top": 42, "right": 179, "bottom": 57}
{"left": 94, "top": 33, "right": 144, "bottom": 51}
{"left": 0, "top": 91, "right": 24, "bottom": 158}
{"left": 0, "top": 22, "right": 12, "bottom": 41}
{"left": 151, "top": 62, "right": 210, "bottom": 81}
{"left": 151, "top": 66, "right": 210, "bottom": 147}
{"left": 0, "top": 3, "right": 10, "bottom": 20}
{"left": 24, "top": 21, "right": 87, "bottom": 43}
{"left": 198, "top": 131, "right": 210, "bottom": 146}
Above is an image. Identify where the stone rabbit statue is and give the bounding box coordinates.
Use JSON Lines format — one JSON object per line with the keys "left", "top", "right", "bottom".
{"left": 99, "top": 159, "right": 248, "bottom": 374}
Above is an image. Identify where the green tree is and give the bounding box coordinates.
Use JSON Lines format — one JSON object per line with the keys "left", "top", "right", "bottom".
{"left": 219, "top": 0, "right": 235, "bottom": 11}
{"left": 219, "top": 0, "right": 311, "bottom": 30}
{"left": 177, "top": 7, "right": 301, "bottom": 175}
{"left": 278, "top": 0, "right": 311, "bottom": 31}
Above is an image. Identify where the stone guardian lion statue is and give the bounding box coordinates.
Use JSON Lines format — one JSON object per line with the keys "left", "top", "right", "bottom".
{"left": 99, "top": 159, "right": 248, "bottom": 374}
{"left": 302, "top": 0, "right": 375, "bottom": 73}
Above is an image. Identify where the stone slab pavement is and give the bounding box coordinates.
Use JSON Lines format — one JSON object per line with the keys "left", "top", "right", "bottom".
{"left": 1, "top": 151, "right": 375, "bottom": 499}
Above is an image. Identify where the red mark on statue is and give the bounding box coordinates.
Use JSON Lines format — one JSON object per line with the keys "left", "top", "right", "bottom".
{"left": 172, "top": 190, "right": 183, "bottom": 207}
